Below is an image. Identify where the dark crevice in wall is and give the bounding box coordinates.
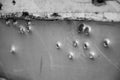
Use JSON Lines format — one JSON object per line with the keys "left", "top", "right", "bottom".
{"left": 92, "top": 0, "right": 106, "bottom": 6}
{"left": 12, "top": 0, "right": 16, "bottom": 5}
{"left": 22, "top": 12, "right": 29, "bottom": 17}
{"left": 0, "top": 2, "right": 3, "bottom": 10}
{"left": 51, "top": 13, "right": 61, "bottom": 17}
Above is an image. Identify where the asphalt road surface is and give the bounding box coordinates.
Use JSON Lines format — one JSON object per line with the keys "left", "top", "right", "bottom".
{"left": 0, "top": 20, "right": 120, "bottom": 80}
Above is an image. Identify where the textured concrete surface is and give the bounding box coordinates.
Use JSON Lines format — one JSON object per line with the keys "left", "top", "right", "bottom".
{"left": 0, "top": 0, "right": 120, "bottom": 21}
{"left": 0, "top": 0, "right": 120, "bottom": 13}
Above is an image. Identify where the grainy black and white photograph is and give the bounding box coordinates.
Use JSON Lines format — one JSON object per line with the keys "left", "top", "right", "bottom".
{"left": 0, "top": 0, "right": 120, "bottom": 80}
